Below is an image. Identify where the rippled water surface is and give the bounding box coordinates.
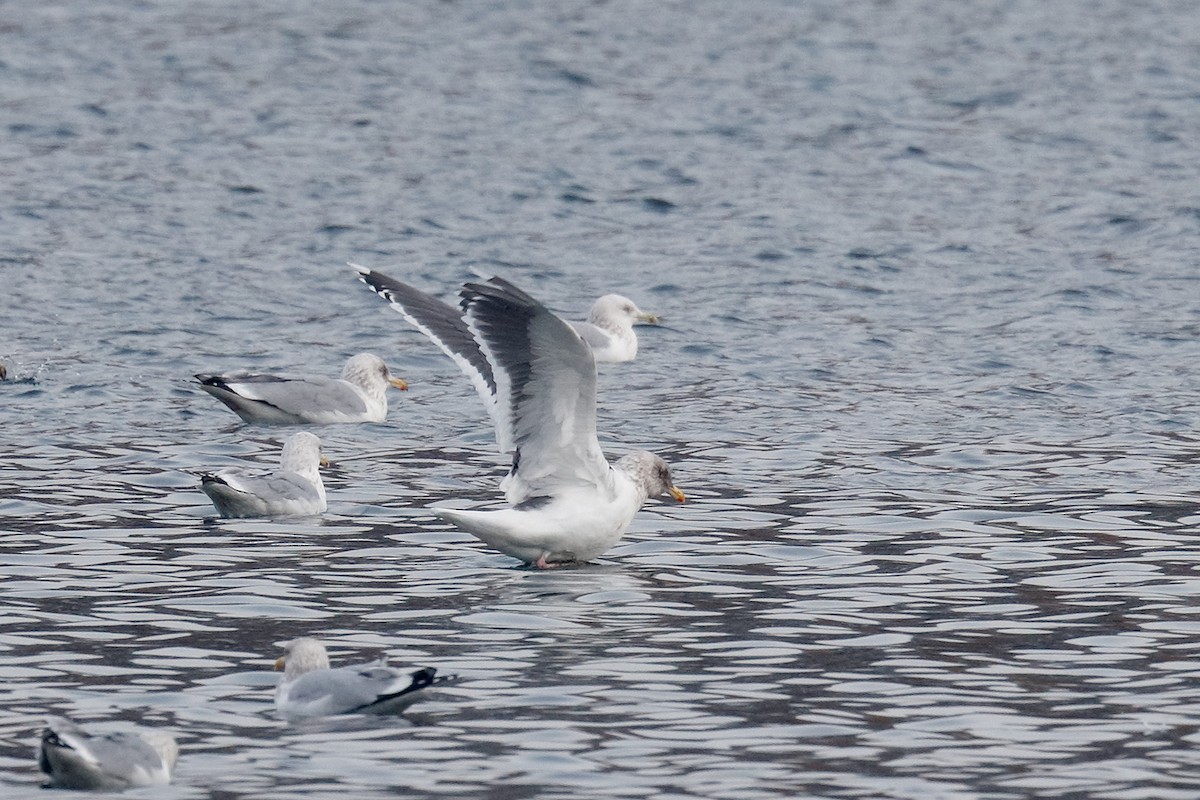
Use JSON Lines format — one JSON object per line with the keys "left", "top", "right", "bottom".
{"left": 4, "top": 1, "right": 1200, "bottom": 797}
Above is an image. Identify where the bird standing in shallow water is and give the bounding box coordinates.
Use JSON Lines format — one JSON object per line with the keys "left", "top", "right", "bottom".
{"left": 353, "top": 265, "right": 685, "bottom": 568}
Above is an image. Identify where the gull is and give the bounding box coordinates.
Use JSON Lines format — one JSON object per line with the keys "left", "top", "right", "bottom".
{"left": 38, "top": 717, "right": 178, "bottom": 790}
{"left": 352, "top": 264, "right": 685, "bottom": 568}
{"left": 195, "top": 353, "right": 407, "bottom": 424}
{"left": 200, "top": 431, "right": 328, "bottom": 518}
{"left": 569, "top": 294, "right": 659, "bottom": 362}
{"left": 274, "top": 637, "right": 452, "bottom": 720}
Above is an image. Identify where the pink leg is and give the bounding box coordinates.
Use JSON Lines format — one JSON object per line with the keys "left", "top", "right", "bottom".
{"left": 534, "top": 552, "right": 559, "bottom": 569}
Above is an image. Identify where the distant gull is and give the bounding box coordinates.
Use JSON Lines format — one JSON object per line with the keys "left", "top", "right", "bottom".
{"left": 38, "top": 716, "right": 178, "bottom": 790}
{"left": 195, "top": 353, "right": 407, "bottom": 424}
{"left": 569, "top": 294, "right": 659, "bottom": 362}
{"left": 274, "top": 637, "right": 453, "bottom": 720}
{"left": 200, "top": 431, "right": 328, "bottom": 518}
{"left": 352, "top": 264, "right": 685, "bottom": 568}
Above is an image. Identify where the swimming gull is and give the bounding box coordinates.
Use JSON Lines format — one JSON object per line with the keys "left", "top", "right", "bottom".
{"left": 195, "top": 353, "right": 407, "bottom": 424}
{"left": 200, "top": 431, "right": 328, "bottom": 518}
{"left": 569, "top": 294, "right": 659, "bottom": 362}
{"left": 352, "top": 264, "right": 685, "bottom": 568}
{"left": 274, "top": 637, "right": 452, "bottom": 720}
{"left": 38, "top": 716, "right": 178, "bottom": 790}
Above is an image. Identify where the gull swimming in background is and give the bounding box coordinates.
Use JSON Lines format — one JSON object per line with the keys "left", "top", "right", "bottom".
{"left": 352, "top": 264, "right": 685, "bottom": 568}
{"left": 274, "top": 637, "right": 452, "bottom": 720}
{"left": 38, "top": 717, "right": 178, "bottom": 790}
{"left": 569, "top": 294, "right": 659, "bottom": 362}
{"left": 200, "top": 431, "right": 328, "bottom": 518}
{"left": 195, "top": 353, "right": 407, "bottom": 424}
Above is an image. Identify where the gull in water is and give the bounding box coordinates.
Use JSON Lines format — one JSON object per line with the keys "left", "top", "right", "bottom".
{"left": 200, "top": 431, "right": 328, "bottom": 518}
{"left": 352, "top": 264, "right": 685, "bottom": 568}
{"left": 274, "top": 637, "right": 452, "bottom": 720}
{"left": 569, "top": 294, "right": 659, "bottom": 363}
{"left": 195, "top": 353, "right": 408, "bottom": 424}
{"left": 38, "top": 716, "right": 178, "bottom": 790}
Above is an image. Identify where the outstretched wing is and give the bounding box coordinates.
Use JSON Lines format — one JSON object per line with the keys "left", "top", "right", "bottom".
{"left": 352, "top": 264, "right": 504, "bottom": 444}
{"left": 459, "top": 277, "right": 611, "bottom": 503}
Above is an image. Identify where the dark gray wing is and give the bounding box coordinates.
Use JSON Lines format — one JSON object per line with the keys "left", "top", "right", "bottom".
{"left": 352, "top": 264, "right": 501, "bottom": 442}
{"left": 460, "top": 277, "right": 611, "bottom": 502}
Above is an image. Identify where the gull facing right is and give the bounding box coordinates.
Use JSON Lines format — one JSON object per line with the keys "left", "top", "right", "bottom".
{"left": 353, "top": 265, "right": 684, "bottom": 568}
{"left": 569, "top": 293, "right": 659, "bottom": 362}
{"left": 195, "top": 353, "right": 407, "bottom": 425}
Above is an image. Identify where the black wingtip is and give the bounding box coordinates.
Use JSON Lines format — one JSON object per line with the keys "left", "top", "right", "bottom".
{"left": 200, "top": 473, "right": 228, "bottom": 488}
{"left": 359, "top": 666, "right": 457, "bottom": 713}
{"left": 409, "top": 666, "right": 461, "bottom": 690}
{"left": 352, "top": 264, "right": 397, "bottom": 297}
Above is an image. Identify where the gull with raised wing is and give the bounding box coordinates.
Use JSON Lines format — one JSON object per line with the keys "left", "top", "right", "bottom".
{"left": 195, "top": 353, "right": 407, "bottom": 424}
{"left": 274, "top": 637, "right": 452, "bottom": 720}
{"left": 200, "top": 431, "right": 328, "bottom": 518}
{"left": 352, "top": 264, "right": 685, "bottom": 568}
{"left": 38, "top": 716, "right": 178, "bottom": 790}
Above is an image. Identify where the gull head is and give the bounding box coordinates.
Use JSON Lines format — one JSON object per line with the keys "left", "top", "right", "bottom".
{"left": 618, "top": 450, "right": 686, "bottom": 503}
{"left": 275, "top": 637, "right": 331, "bottom": 679}
{"left": 280, "top": 432, "right": 326, "bottom": 471}
{"left": 590, "top": 294, "right": 659, "bottom": 327}
{"left": 342, "top": 353, "right": 408, "bottom": 393}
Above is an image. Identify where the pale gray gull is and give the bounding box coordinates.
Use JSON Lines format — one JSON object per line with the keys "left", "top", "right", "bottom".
{"left": 38, "top": 716, "right": 178, "bottom": 790}
{"left": 352, "top": 264, "right": 685, "bottom": 568}
{"left": 195, "top": 353, "right": 407, "bottom": 424}
{"left": 200, "top": 431, "right": 327, "bottom": 518}
{"left": 274, "top": 637, "right": 452, "bottom": 720}
{"left": 569, "top": 294, "right": 659, "bottom": 362}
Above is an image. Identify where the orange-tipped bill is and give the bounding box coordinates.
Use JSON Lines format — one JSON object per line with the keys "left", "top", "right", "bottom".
{"left": 389, "top": 376, "right": 409, "bottom": 391}
{"left": 669, "top": 485, "right": 686, "bottom": 503}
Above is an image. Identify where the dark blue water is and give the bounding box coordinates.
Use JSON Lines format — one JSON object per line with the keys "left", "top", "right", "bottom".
{"left": 4, "top": 1, "right": 1200, "bottom": 797}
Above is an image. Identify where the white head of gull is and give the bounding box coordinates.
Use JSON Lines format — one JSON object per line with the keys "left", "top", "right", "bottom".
{"left": 200, "top": 431, "right": 328, "bottom": 518}
{"left": 351, "top": 264, "right": 685, "bottom": 568}
{"left": 195, "top": 352, "right": 407, "bottom": 424}
{"left": 274, "top": 637, "right": 450, "bottom": 720}
{"left": 569, "top": 293, "right": 659, "bottom": 363}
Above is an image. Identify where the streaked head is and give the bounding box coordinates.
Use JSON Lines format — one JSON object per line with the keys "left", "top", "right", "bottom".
{"left": 590, "top": 294, "right": 659, "bottom": 326}
{"left": 275, "top": 637, "right": 331, "bottom": 679}
{"left": 280, "top": 432, "right": 325, "bottom": 470}
{"left": 342, "top": 353, "right": 408, "bottom": 392}
{"left": 618, "top": 450, "right": 686, "bottom": 503}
